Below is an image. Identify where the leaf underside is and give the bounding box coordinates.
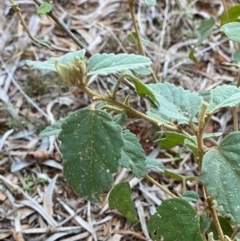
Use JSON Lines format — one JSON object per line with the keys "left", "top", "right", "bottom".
{"left": 26, "top": 49, "right": 86, "bottom": 71}
{"left": 58, "top": 108, "right": 124, "bottom": 202}
{"left": 87, "top": 53, "right": 152, "bottom": 76}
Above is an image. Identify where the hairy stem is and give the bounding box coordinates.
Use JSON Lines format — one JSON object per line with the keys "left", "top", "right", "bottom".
{"left": 146, "top": 175, "right": 177, "bottom": 198}
{"left": 206, "top": 194, "right": 225, "bottom": 241}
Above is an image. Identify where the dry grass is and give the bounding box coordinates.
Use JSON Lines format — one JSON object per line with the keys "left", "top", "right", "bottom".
{"left": 0, "top": 0, "right": 238, "bottom": 240}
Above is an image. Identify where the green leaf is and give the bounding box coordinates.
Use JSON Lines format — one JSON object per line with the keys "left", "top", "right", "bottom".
{"left": 209, "top": 85, "right": 240, "bottom": 112}
{"left": 26, "top": 49, "right": 86, "bottom": 71}
{"left": 208, "top": 216, "right": 233, "bottom": 239}
{"left": 40, "top": 119, "right": 64, "bottom": 137}
{"left": 127, "top": 32, "right": 138, "bottom": 45}
{"left": 58, "top": 108, "right": 124, "bottom": 202}
{"left": 87, "top": 53, "right": 152, "bottom": 76}
{"left": 202, "top": 131, "right": 240, "bottom": 224}
{"left": 109, "top": 182, "right": 138, "bottom": 223}
{"left": 203, "top": 132, "right": 222, "bottom": 139}
{"left": 221, "top": 5, "right": 240, "bottom": 25}
{"left": 125, "top": 73, "right": 159, "bottom": 105}
{"left": 156, "top": 131, "right": 196, "bottom": 149}
{"left": 145, "top": 157, "right": 164, "bottom": 172}
{"left": 147, "top": 83, "right": 203, "bottom": 124}
{"left": 148, "top": 198, "right": 203, "bottom": 241}
{"left": 200, "top": 213, "right": 211, "bottom": 234}
{"left": 196, "top": 17, "right": 215, "bottom": 47}
{"left": 184, "top": 138, "right": 199, "bottom": 157}
{"left": 182, "top": 191, "right": 199, "bottom": 202}
{"left": 39, "top": 39, "right": 52, "bottom": 49}
{"left": 119, "top": 130, "right": 146, "bottom": 178}
{"left": 144, "top": 0, "right": 156, "bottom": 6}
{"left": 233, "top": 50, "right": 240, "bottom": 63}
{"left": 220, "top": 22, "right": 240, "bottom": 43}
{"left": 113, "top": 112, "right": 127, "bottom": 126}
{"left": 189, "top": 49, "right": 197, "bottom": 61}
{"left": 37, "top": 1, "right": 52, "bottom": 15}
{"left": 164, "top": 169, "right": 197, "bottom": 182}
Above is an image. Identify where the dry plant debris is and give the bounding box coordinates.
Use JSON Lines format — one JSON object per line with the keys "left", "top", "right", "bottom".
{"left": 0, "top": 0, "right": 238, "bottom": 240}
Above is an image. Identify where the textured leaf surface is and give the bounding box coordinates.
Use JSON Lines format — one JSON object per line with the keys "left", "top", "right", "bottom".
{"left": 148, "top": 198, "right": 203, "bottom": 241}
{"left": 196, "top": 17, "right": 215, "bottom": 46}
{"left": 145, "top": 157, "right": 164, "bottom": 172}
{"left": 144, "top": 0, "right": 156, "bottom": 6}
{"left": 40, "top": 119, "right": 64, "bottom": 137}
{"left": 156, "top": 131, "right": 196, "bottom": 149}
{"left": 220, "top": 22, "right": 240, "bottom": 43}
{"left": 59, "top": 108, "right": 124, "bottom": 202}
{"left": 202, "top": 131, "right": 240, "bottom": 224}
{"left": 221, "top": 5, "right": 240, "bottom": 25}
{"left": 209, "top": 85, "right": 240, "bottom": 112}
{"left": 26, "top": 49, "right": 86, "bottom": 71}
{"left": 182, "top": 191, "right": 199, "bottom": 202}
{"left": 37, "top": 1, "right": 52, "bottom": 15}
{"left": 119, "top": 130, "right": 146, "bottom": 178}
{"left": 208, "top": 216, "right": 233, "bottom": 239}
{"left": 147, "top": 83, "right": 203, "bottom": 124}
{"left": 109, "top": 182, "right": 138, "bottom": 223}
{"left": 87, "top": 53, "right": 151, "bottom": 76}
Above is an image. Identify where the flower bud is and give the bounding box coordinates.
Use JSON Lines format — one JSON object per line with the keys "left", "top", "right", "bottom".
{"left": 55, "top": 57, "right": 86, "bottom": 87}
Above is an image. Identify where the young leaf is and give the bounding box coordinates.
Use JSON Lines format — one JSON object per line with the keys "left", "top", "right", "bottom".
{"left": 37, "top": 1, "right": 52, "bottom": 15}
{"left": 39, "top": 39, "right": 52, "bottom": 49}
{"left": 145, "top": 157, "right": 164, "bottom": 172}
{"left": 209, "top": 85, "right": 240, "bottom": 112}
{"left": 196, "top": 17, "right": 215, "bottom": 47}
{"left": 144, "top": 0, "right": 156, "bottom": 6}
{"left": 207, "top": 216, "right": 233, "bottom": 239}
{"left": 125, "top": 73, "right": 159, "bottom": 105}
{"left": 147, "top": 83, "right": 203, "bottom": 124}
{"left": 26, "top": 49, "right": 86, "bottom": 71}
{"left": 87, "top": 53, "right": 152, "bottom": 76}
{"left": 119, "top": 130, "right": 146, "bottom": 178}
{"left": 182, "top": 191, "right": 199, "bottom": 202}
{"left": 40, "top": 119, "right": 64, "bottom": 137}
{"left": 221, "top": 5, "right": 240, "bottom": 25}
{"left": 220, "top": 22, "right": 240, "bottom": 43}
{"left": 109, "top": 182, "right": 138, "bottom": 223}
{"left": 148, "top": 198, "right": 203, "bottom": 241}
{"left": 202, "top": 131, "right": 240, "bottom": 224}
{"left": 58, "top": 108, "right": 124, "bottom": 202}
{"left": 156, "top": 131, "right": 196, "bottom": 149}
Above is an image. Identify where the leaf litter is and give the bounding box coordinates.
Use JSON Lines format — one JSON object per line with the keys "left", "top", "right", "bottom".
{"left": 0, "top": 0, "right": 237, "bottom": 240}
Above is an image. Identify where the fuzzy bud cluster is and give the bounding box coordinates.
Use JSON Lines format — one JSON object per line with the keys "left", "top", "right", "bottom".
{"left": 55, "top": 57, "right": 86, "bottom": 87}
